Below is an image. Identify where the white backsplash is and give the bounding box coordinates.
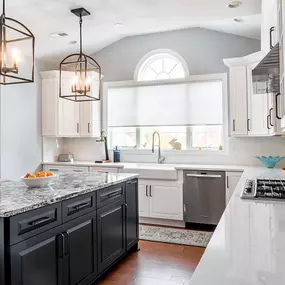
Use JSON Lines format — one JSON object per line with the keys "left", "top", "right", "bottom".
{"left": 43, "top": 136, "right": 285, "bottom": 168}
{"left": 62, "top": 138, "right": 106, "bottom": 162}
{"left": 42, "top": 137, "right": 64, "bottom": 162}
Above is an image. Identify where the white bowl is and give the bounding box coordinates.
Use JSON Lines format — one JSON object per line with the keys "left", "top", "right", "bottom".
{"left": 21, "top": 175, "right": 57, "bottom": 188}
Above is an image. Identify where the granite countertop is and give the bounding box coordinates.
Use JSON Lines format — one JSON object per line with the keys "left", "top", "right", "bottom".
{"left": 189, "top": 166, "right": 285, "bottom": 285}
{"left": 0, "top": 172, "right": 139, "bottom": 218}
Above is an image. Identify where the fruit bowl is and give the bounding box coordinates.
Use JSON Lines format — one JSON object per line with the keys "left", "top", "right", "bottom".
{"left": 255, "top": 156, "right": 285, "bottom": 168}
{"left": 21, "top": 175, "right": 57, "bottom": 188}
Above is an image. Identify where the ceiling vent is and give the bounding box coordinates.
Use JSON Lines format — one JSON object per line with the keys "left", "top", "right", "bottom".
{"left": 49, "top": 32, "right": 68, "bottom": 38}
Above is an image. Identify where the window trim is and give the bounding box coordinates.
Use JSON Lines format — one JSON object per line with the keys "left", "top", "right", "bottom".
{"left": 133, "top": 49, "right": 190, "bottom": 81}
{"left": 103, "top": 73, "right": 229, "bottom": 155}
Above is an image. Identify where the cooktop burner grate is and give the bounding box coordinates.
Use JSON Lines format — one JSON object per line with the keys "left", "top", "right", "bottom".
{"left": 241, "top": 178, "right": 285, "bottom": 200}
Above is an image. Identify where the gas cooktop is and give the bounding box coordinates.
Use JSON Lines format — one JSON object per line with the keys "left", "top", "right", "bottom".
{"left": 241, "top": 178, "right": 285, "bottom": 200}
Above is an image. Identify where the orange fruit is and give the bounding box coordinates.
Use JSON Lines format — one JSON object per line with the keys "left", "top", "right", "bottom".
{"left": 46, "top": 172, "right": 54, "bottom": 177}
{"left": 28, "top": 174, "right": 36, "bottom": 179}
{"left": 24, "top": 173, "right": 31, "bottom": 178}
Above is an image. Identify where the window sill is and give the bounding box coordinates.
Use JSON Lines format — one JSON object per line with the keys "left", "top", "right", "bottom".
{"left": 110, "top": 148, "right": 229, "bottom": 156}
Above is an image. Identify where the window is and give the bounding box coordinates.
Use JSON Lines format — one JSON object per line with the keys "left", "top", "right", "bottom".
{"left": 106, "top": 50, "right": 227, "bottom": 152}
{"left": 136, "top": 51, "right": 188, "bottom": 81}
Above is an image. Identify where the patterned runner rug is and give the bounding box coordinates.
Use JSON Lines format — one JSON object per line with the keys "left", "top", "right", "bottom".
{"left": 139, "top": 224, "right": 212, "bottom": 248}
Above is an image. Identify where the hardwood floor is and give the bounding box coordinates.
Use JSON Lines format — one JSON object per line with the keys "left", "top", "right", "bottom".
{"left": 95, "top": 241, "right": 205, "bottom": 285}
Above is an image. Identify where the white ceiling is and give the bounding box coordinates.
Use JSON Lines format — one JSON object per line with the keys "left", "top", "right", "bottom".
{"left": 6, "top": 0, "right": 261, "bottom": 59}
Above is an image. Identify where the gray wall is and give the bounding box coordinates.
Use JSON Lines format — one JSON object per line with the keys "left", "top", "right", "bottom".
{"left": 94, "top": 28, "right": 261, "bottom": 81}
{"left": 0, "top": 60, "right": 55, "bottom": 180}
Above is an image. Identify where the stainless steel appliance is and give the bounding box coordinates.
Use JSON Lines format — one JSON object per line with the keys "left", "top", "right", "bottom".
{"left": 183, "top": 170, "right": 225, "bottom": 225}
{"left": 241, "top": 178, "right": 285, "bottom": 201}
{"left": 58, "top": 154, "right": 74, "bottom": 162}
{"left": 252, "top": 43, "right": 280, "bottom": 95}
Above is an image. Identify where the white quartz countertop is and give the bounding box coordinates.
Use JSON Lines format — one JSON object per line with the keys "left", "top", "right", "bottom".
{"left": 189, "top": 167, "right": 285, "bottom": 285}
{"left": 43, "top": 161, "right": 246, "bottom": 172}
{"left": 43, "top": 161, "right": 125, "bottom": 168}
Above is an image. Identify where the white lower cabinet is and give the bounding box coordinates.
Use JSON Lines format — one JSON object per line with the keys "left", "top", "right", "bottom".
{"left": 138, "top": 180, "right": 183, "bottom": 221}
{"left": 226, "top": 172, "right": 242, "bottom": 205}
{"left": 138, "top": 183, "right": 150, "bottom": 217}
{"left": 43, "top": 165, "right": 89, "bottom": 173}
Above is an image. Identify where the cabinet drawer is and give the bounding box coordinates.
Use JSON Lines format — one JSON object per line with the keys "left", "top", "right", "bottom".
{"left": 43, "top": 165, "right": 89, "bottom": 173}
{"left": 97, "top": 183, "right": 125, "bottom": 208}
{"left": 62, "top": 192, "right": 96, "bottom": 223}
{"left": 9, "top": 203, "right": 62, "bottom": 245}
{"left": 90, "top": 167, "right": 118, "bottom": 173}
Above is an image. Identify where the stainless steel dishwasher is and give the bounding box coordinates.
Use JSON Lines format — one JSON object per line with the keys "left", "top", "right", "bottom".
{"left": 183, "top": 170, "right": 225, "bottom": 225}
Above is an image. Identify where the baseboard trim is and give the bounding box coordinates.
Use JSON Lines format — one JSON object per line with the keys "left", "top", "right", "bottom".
{"left": 139, "top": 217, "right": 185, "bottom": 228}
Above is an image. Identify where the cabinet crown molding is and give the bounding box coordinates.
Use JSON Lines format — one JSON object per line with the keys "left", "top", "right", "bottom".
{"left": 223, "top": 51, "right": 267, "bottom": 67}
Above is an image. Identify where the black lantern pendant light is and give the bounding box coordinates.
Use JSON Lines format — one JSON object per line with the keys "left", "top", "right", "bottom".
{"left": 59, "top": 8, "right": 102, "bottom": 102}
{"left": 0, "top": 0, "right": 35, "bottom": 84}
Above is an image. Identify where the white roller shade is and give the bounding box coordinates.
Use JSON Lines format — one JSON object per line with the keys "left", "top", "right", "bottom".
{"left": 108, "top": 80, "right": 223, "bottom": 127}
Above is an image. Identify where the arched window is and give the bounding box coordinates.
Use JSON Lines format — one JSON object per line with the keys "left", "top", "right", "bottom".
{"left": 134, "top": 49, "right": 189, "bottom": 81}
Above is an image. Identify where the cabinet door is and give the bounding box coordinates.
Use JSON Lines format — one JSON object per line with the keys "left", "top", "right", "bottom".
{"left": 247, "top": 62, "right": 269, "bottom": 136}
{"left": 58, "top": 78, "right": 80, "bottom": 137}
{"left": 149, "top": 184, "right": 183, "bottom": 220}
{"left": 226, "top": 172, "right": 242, "bottom": 205}
{"left": 138, "top": 183, "right": 150, "bottom": 217}
{"left": 229, "top": 66, "right": 248, "bottom": 136}
{"left": 261, "top": 0, "right": 278, "bottom": 52}
{"left": 42, "top": 77, "right": 58, "bottom": 136}
{"left": 63, "top": 213, "right": 97, "bottom": 285}
{"left": 97, "top": 199, "right": 126, "bottom": 273}
{"left": 79, "top": 101, "right": 101, "bottom": 137}
{"left": 10, "top": 225, "right": 63, "bottom": 285}
{"left": 126, "top": 180, "right": 139, "bottom": 250}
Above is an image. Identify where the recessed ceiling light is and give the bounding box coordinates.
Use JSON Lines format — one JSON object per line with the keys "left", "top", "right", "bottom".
{"left": 69, "top": 40, "right": 77, "bottom": 45}
{"left": 234, "top": 18, "right": 244, "bottom": 23}
{"left": 227, "top": 1, "right": 242, "bottom": 8}
{"left": 49, "top": 32, "right": 68, "bottom": 38}
{"left": 114, "top": 23, "right": 123, "bottom": 27}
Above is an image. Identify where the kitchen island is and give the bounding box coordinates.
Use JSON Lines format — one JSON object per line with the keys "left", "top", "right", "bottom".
{"left": 0, "top": 172, "right": 139, "bottom": 285}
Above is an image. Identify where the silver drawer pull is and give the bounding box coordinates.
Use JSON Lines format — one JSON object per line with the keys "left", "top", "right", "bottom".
{"left": 49, "top": 168, "right": 59, "bottom": 172}
{"left": 73, "top": 169, "right": 83, "bottom": 172}
{"left": 186, "top": 174, "right": 222, "bottom": 178}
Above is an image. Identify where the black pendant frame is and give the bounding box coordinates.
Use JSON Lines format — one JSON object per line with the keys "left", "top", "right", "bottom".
{"left": 59, "top": 7, "right": 102, "bottom": 102}
{"left": 0, "top": 0, "right": 35, "bottom": 85}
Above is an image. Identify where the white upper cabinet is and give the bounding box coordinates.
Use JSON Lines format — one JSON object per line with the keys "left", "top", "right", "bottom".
{"left": 41, "top": 76, "right": 59, "bottom": 136}
{"left": 79, "top": 101, "right": 101, "bottom": 137}
{"left": 261, "top": 0, "right": 279, "bottom": 52}
{"left": 58, "top": 96, "right": 80, "bottom": 137}
{"left": 279, "top": 0, "right": 285, "bottom": 131}
{"left": 229, "top": 66, "right": 248, "bottom": 136}
{"left": 41, "top": 71, "right": 101, "bottom": 138}
{"left": 247, "top": 61, "right": 270, "bottom": 136}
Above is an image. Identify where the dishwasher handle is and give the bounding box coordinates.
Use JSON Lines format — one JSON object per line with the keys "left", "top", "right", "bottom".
{"left": 186, "top": 173, "right": 222, "bottom": 178}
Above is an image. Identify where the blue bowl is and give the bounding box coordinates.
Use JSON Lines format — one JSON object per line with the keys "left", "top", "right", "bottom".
{"left": 255, "top": 156, "right": 285, "bottom": 168}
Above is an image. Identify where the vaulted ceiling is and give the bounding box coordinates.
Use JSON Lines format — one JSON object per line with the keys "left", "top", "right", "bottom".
{"left": 7, "top": 0, "right": 261, "bottom": 58}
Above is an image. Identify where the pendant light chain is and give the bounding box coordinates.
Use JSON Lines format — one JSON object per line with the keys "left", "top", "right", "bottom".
{"left": 79, "top": 13, "right": 83, "bottom": 55}
{"left": 2, "top": 0, "right": 5, "bottom": 16}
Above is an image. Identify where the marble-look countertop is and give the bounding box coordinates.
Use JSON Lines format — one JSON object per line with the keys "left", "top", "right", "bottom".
{"left": 0, "top": 172, "right": 139, "bottom": 218}
{"left": 43, "top": 161, "right": 125, "bottom": 168}
{"left": 43, "top": 161, "right": 246, "bottom": 172}
{"left": 189, "top": 167, "right": 285, "bottom": 285}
